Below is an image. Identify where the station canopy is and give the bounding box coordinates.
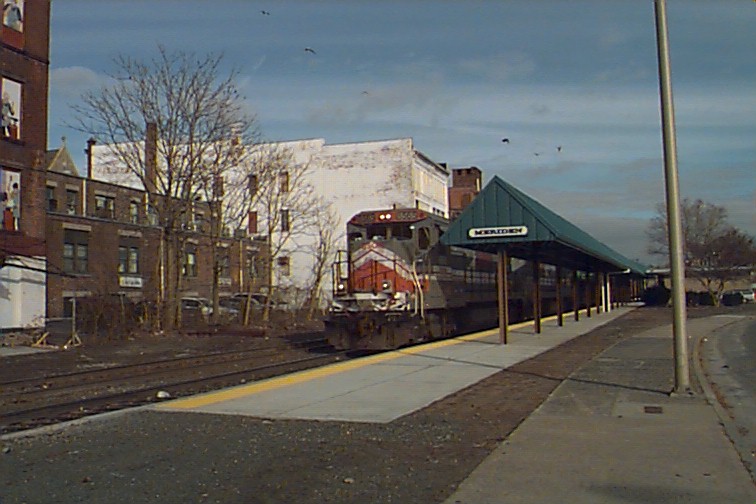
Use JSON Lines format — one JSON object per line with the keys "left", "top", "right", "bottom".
{"left": 441, "top": 176, "right": 648, "bottom": 275}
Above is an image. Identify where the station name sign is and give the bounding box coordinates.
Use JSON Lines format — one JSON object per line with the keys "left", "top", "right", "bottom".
{"left": 468, "top": 225, "right": 528, "bottom": 239}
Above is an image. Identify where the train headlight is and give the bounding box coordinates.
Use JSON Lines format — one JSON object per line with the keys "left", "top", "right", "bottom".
{"left": 337, "top": 282, "right": 346, "bottom": 292}
{"left": 381, "top": 280, "right": 392, "bottom": 292}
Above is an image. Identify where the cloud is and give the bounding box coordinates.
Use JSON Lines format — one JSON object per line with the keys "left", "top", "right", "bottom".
{"left": 50, "top": 66, "right": 110, "bottom": 99}
{"left": 456, "top": 52, "right": 537, "bottom": 82}
{"left": 252, "top": 55, "right": 267, "bottom": 71}
{"left": 593, "top": 62, "right": 650, "bottom": 83}
{"left": 303, "top": 81, "right": 455, "bottom": 127}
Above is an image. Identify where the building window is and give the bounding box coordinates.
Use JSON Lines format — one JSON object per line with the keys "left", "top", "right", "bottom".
{"left": 65, "top": 190, "right": 78, "bottom": 215}
{"left": 277, "top": 255, "right": 290, "bottom": 276}
{"left": 1, "top": 78, "right": 22, "bottom": 140}
{"left": 248, "top": 211, "right": 258, "bottom": 234}
{"left": 129, "top": 247, "right": 139, "bottom": 274}
{"left": 247, "top": 174, "right": 258, "bottom": 195}
{"left": 213, "top": 175, "right": 224, "bottom": 199}
{"left": 281, "top": 208, "right": 290, "bottom": 232}
{"left": 219, "top": 251, "right": 230, "bottom": 278}
{"left": 2, "top": 168, "right": 20, "bottom": 230}
{"left": 2, "top": 0, "right": 24, "bottom": 47}
{"left": 194, "top": 211, "right": 205, "bottom": 233}
{"left": 280, "top": 171, "right": 289, "bottom": 193}
{"left": 129, "top": 201, "right": 139, "bottom": 224}
{"left": 95, "top": 194, "right": 115, "bottom": 219}
{"left": 183, "top": 250, "right": 197, "bottom": 277}
{"left": 118, "top": 246, "right": 127, "bottom": 273}
{"left": 46, "top": 185, "right": 57, "bottom": 212}
{"left": 63, "top": 230, "right": 89, "bottom": 274}
{"left": 246, "top": 251, "right": 260, "bottom": 280}
{"left": 146, "top": 204, "right": 158, "bottom": 226}
{"left": 118, "top": 245, "right": 139, "bottom": 274}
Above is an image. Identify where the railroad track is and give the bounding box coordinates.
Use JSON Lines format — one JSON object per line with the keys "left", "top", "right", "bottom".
{"left": 0, "top": 336, "right": 347, "bottom": 435}
{"left": 0, "top": 336, "right": 330, "bottom": 394}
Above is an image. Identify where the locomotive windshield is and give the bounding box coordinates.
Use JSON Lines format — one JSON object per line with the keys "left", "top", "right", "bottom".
{"left": 364, "top": 223, "right": 413, "bottom": 241}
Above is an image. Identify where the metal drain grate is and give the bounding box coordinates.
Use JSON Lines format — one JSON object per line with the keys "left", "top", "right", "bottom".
{"left": 644, "top": 405, "right": 663, "bottom": 414}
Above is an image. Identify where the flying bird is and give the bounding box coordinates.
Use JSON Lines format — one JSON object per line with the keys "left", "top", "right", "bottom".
{"left": 557, "top": 146, "right": 562, "bottom": 153}
{"left": 260, "top": 10, "right": 271, "bottom": 15}
{"left": 501, "top": 138, "right": 510, "bottom": 143}
{"left": 534, "top": 152, "right": 541, "bottom": 157}
{"left": 304, "top": 47, "right": 317, "bottom": 55}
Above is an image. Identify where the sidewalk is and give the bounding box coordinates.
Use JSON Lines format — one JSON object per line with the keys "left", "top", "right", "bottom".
{"left": 444, "top": 315, "right": 756, "bottom": 504}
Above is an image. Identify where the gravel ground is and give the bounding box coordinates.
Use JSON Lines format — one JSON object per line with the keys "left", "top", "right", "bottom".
{"left": 1, "top": 305, "right": 750, "bottom": 504}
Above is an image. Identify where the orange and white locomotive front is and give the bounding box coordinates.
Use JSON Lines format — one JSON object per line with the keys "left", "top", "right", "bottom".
{"left": 331, "top": 209, "right": 429, "bottom": 314}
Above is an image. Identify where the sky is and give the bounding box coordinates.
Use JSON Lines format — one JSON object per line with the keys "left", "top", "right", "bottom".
{"left": 47, "top": 0, "right": 756, "bottom": 266}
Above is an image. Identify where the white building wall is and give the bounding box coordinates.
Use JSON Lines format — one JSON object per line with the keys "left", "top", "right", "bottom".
{"left": 270, "top": 138, "right": 449, "bottom": 305}
{"left": 0, "top": 257, "right": 46, "bottom": 330}
{"left": 412, "top": 152, "right": 450, "bottom": 216}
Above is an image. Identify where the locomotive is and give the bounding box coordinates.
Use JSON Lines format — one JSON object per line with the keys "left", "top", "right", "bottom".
{"left": 325, "top": 207, "right": 546, "bottom": 351}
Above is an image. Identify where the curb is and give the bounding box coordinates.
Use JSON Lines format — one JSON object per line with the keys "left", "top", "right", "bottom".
{"left": 691, "top": 321, "right": 756, "bottom": 484}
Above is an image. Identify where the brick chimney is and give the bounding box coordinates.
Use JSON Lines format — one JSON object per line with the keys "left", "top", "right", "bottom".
{"left": 85, "top": 137, "right": 96, "bottom": 179}
{"left": 145, "top": 122, "right": 157, "bottom": 193}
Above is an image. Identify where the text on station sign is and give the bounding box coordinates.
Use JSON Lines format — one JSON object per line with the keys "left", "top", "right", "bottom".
{"left": 467, "top": 226, "right": 528, "bottom": 239}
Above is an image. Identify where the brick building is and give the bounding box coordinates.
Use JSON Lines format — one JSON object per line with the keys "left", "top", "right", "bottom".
{"left": 448, "top": 166, "right": 482, "bottom": 221}
{"left": 44, "top": 141, "right": 267, "bottom": 320}
{"left": 1, "top": 0, "right": 49, "bottom": 330}
{"left": 92, "top": 137, "right": 451, "bottom": 309}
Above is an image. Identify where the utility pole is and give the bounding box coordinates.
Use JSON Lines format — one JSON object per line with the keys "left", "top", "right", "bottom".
{"left": 654, "top": 0, "right": 691, "bottom": 394}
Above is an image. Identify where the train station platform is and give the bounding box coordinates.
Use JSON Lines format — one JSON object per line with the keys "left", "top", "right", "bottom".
{"left": 156, "top": 307, "right": 635, "bottom": 423}
{"left": 441, "top": 312, "right": 756, "bottom": 504}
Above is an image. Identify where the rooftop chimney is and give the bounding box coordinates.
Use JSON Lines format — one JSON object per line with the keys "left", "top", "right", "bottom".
{"left": 145, "top": 122, "right": 157, "bottom": 193}
{"left": 85, "top": 137, "right": 96, "bottom": 179}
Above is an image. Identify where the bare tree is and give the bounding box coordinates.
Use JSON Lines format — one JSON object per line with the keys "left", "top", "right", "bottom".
{"left": 238, "top": 144, "right": 327, "bottom": 321}
{"left": 647, "top": 198, "right": 756, "bottom": 303}
{"left": 302, "top": 205, "right": 341, "bottom": 320}
{"left": 194, "top": 138, "right": 256, "bottom": 323}
{"left": 71, "top": 47, "right": 259, "bottom": 329}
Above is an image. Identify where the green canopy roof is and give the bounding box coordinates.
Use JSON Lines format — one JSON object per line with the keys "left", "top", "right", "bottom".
{"left": 441, "top": 176, "right": 648, "bottom": 275}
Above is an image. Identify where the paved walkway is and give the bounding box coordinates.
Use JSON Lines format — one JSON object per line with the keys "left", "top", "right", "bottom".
{"left": 157, "top": 308, "right": 632, "bottom": 423}
{"left": 443, "top": 314, "right": 756, "bottom": 504}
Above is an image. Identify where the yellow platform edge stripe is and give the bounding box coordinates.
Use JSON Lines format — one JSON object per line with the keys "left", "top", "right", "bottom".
{"left": 158, "top": 309, "right": 591, "bottom": 410}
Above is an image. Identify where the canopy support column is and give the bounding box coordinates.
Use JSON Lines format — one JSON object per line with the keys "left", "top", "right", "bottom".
{"left": 497, "top": 249, "right": 509, "bottom": 344}
{"left": 605, "top": 273, "right": 612, "bottom": 312}
{"left": 533, "top": 259, "right": 542, "bottom": 334}
{"left": 585, "top": 272, "right": 592, "bottom": 318}
{"left": 556, "top": 265, "right": 563, "bottom": 327}
{"left": 573, "top": 270, "right": 579, "bottom": 321}
{"left": 595, "top": 272, "right": 603, "bottom": 314}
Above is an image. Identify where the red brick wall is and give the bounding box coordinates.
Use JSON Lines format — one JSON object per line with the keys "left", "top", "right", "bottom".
{"left": 44, "top": 170, "right": 265, "bottom": 318}
{"left": 1, "top": 0, "right": 50, "bottom": 242}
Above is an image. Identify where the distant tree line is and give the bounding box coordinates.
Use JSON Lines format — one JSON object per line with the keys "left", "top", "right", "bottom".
{"left": 646, "top": 198, "right": 756, "bottom": 305}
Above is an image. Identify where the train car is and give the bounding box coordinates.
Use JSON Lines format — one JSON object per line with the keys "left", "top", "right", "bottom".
{"left": 325, "top": 207, "right": 506, "bottom": 350}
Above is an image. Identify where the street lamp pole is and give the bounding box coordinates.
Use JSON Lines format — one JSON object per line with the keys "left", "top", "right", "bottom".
{"left": 654, "top": 0, "right": 691, "bottom": 394}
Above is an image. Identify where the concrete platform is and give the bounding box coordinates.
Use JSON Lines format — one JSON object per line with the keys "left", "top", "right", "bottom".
{"left": 156, "top": 307, "right": 634, "bottom": 423}
{"left": 442, "top": 314, "right": 756, "bottom": 504}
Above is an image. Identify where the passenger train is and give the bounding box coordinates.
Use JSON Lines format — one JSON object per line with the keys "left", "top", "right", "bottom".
{"left": 325, "top": 207, "right": 560, "bottom": 351}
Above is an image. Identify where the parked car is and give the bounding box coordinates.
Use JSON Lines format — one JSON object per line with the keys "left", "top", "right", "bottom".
{"left": 218, "top": 296, "right": 243, "bottom": 314}
{"left": 231, "top": 292, "right": 290, "bottom": 310}
{"left": 720, "top": 290, "right": 745, "bottom": 306}
{"left": 734, "top": 288, "right": 755, "bottom": 303}
{"left": 181, "top": 297, "right": 212, "bottom": 316}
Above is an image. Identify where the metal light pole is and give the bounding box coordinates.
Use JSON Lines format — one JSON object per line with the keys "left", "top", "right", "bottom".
{"left": 654, "top": 0, "right": 691, "bottom": 394}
